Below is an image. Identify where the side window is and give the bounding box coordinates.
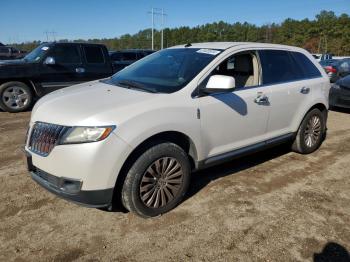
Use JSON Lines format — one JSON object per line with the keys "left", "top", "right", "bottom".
{"left": 290, "top": 52, "right": 322, "bottom": 78}
{"left": 210, "top": 51, "right": 260, "bottom": 88}
{"left": 137, "top": 52, "right": 146, "bottom": 59}
{"left": 259, "top": 50, "right": 305, "bottom": 85}
{"left": 111, "top": 52, "right": 122, "bottom": 61}
{"left": 50, "top": 45, "right": 81, "bottom": 64}
{"left": 340, "top": 60, "right": 350, "bottom": 71}
{"left": 121, "top": 52, "right": 137, "bottom": 61}
{"left": 84, "top": 46, "right": 105, "bottom": 64}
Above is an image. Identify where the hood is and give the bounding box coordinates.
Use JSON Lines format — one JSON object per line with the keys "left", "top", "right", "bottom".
{"left": 0, "top": 59, "right": 37, "bottom": 78}
{"left": 31, "top": 80, "right": 163, "bottom": 126}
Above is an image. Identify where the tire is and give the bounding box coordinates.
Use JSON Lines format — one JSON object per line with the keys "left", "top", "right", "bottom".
{"left": 121, "top": 142, "right": 191, "bottom": 218}
{"left": 292, "top": 108, "right": 326, "bottom": 154}
{"left": 0, "top": 81, "right": 33, "bottom": 113}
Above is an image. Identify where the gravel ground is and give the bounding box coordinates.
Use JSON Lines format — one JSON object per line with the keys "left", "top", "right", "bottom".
{"left": 0, "top": 109, "right": 349, "bottom": 262}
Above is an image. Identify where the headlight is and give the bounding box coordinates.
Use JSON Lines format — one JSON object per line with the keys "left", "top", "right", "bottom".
{"left": 60, "top": 126, "right": 115, "bottom": 144}
{"left": 332, "top": 84, "right": 340, "bottom": 89}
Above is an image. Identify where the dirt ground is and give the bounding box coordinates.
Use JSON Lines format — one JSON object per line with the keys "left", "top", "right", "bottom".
{"left": 0, "top": 109, "right": 349, "bottom": 262}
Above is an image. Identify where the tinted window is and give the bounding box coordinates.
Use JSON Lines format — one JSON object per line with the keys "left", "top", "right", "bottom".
{"left": 138, "top": 51, "right": 153, "bottom": 59}
{"left": 84, "top": 46, "right": 104, "bottom": 63}
{"left": 0, "top": 47, "right": 9, "bottom": 53}
{"left": 51, "top": 45, "right": 81, "bottom": 64}
{"left": 111, "top": 52, "right": 122, "bottom": 61}
{"left": 259, "top": 50, "right": 303, "bottom": 85}
{"left": 121, "top": 52, "right": 137, "bottom": 61}
{"left": 339, "top": 60, "right": 350, "bottom": 71}
{"left": 290, "top": 52, "right": 322, "bottom": 78}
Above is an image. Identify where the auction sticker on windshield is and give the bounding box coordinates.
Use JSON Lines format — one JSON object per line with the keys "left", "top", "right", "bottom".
{"left": 196, "top": 49, "right": 221, "bottom": 55}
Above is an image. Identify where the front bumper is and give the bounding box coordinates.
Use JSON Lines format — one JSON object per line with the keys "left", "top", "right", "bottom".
{"left": 329, "top": 86, "right": 350, "bottom": 109}
{"left": 25, "top": 151, "right": 113, "bottom": 207}
{"left": 24, "top": 129, "right": 133, "bottom": 207}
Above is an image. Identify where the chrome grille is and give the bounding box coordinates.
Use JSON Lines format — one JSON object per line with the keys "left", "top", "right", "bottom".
{"left": 29, "top": 122, "right": 69, "bottom": 156}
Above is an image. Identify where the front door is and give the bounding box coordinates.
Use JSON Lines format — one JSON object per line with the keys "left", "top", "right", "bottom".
{"left": 39, "top": 44, "right": 85, "bottom": 94}
{"left": 198, "top": 50, "right": 270, "bottom": 160}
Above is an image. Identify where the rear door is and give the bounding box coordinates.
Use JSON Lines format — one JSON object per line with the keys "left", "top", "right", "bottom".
{"left": 259, "top": 50, "right": 323, "bottom": 138}
{"left": 39, "top": 44, "right": 84, "bottom": 93}
{"left": 82, "top": 45, "right": 113, "bottom": 80}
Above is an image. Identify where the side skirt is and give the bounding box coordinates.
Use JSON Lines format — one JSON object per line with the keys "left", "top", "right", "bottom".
{"left": 196, "top": 133, "right": 295, "bottom": 170}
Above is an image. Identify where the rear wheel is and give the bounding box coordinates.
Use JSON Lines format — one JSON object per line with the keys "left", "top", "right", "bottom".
{"left": 292, "top": 108, "right": 326, "bottom": 154}
{"left": 0, "top": 81, "right": 33, "bottom": 113}
{"left": 121, "top": 142, "right": 191, "bottom": 218}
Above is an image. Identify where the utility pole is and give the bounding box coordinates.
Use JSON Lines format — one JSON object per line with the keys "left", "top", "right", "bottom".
{"left": 50, "top": 31, "right": 57, "bottom": 41}
{"left": 151, "top": 8, "right": 154, "bottom": 50}
{"left": 148, "top": 8, "right": 167, "bottom": 50}
{"left": 44, "top": 30, "right": 57, "bottom": 42}
{"left": 161, "top": 8, "right": 164, "bottom": 49}
{"left": 44, "top": 31, "right": 49, "bottom": 42}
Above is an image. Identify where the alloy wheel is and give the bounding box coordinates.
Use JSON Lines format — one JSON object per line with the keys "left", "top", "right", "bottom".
{"left": 140, "top": 157, "right": 183, "bottom": 208}
{"left": 2, "top": 86, "right": 30, "bottom": 110}
{"left": 304, "top": 115, "right": 322, "bottom": 148}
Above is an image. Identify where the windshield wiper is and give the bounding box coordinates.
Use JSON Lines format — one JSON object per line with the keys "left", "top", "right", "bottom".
{"left": 117, "top": 80, "right": 157, "bottom": 93}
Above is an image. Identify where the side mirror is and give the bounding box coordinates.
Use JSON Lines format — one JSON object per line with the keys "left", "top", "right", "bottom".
{"left": 44, "top": 56, "right": 55, "bottom": 65}
{"left": 203, "top": 75, "right": 236, "bottom": 94}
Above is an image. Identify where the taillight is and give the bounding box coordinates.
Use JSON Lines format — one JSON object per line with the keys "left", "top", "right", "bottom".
{"left": 325, "top": 66, "right": 337, "bottom": 73}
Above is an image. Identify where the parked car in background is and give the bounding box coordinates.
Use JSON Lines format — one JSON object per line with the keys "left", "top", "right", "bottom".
{"left": 322, "top": 58, "right": 350, "bottom": 83}
{"left": 24, "top": 42, "right": 330, "bottom": 218}
{"left": 320, "top": 59, "right": 338, "bottom": 68}
{"left": 0, "top": 42, "right": 117, "bottom": 112}
{"left": 329, "top": 74, "right": 350, "bottom": 109}
{"left": 0, "top": 46, "right": 26, "bottom": 60}
{"left": 109, "top": 49, "right": 155, "bottom": 72}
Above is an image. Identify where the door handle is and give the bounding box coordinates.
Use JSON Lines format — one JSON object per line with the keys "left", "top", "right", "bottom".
{"left": 300, "top": 87, "right": 310, "bottom": 94}
{"left": 254, "top": 92, "right": 269, "bottom": 104}
{"left": 75, "top": 67, "right": 85, "bottom": 73}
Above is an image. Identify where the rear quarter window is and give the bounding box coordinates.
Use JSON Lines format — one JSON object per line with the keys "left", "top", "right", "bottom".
{"left": 290, "top": 52, "right": 322, "bottom": 78}
{"left": 259, "top": 50, "right": 304, "bottom": 85}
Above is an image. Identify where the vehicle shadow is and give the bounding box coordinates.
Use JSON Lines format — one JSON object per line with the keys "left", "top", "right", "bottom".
{"left": 186, "top": 144, "right": 291, "bottom": 200}
{"left": 314, "top": 242, "right": 350, "bottom": 262}
{"left": 212, "top": 92, "right": 248, "bottom": 116}
{"left": 105, "top": 144, "right": 292, "bottom": 214}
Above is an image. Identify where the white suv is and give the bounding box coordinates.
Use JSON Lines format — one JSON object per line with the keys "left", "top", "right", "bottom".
{"left": 24, "top": 42, "right": 330, "bottom": 217}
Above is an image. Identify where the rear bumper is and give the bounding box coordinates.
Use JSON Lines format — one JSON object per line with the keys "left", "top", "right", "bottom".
{"left": 329, "top": 86, "right": 350, "bottom": 109}
{"left": 30, "top": 167, "right": 113, "bottom": 208}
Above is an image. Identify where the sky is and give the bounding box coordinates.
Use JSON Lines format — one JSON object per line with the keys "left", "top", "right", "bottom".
{"left": 1, "top": 0, "right": 349, "bottom": 44}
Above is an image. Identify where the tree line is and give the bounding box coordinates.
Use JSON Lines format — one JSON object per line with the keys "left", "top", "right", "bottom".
{"left": 12, "top": 11, "right": 350, "bottom": 55}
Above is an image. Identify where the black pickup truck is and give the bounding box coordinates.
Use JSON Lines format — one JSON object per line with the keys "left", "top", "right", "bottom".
{"left": 0, "top": 42, "right": 115, "bottom": 112}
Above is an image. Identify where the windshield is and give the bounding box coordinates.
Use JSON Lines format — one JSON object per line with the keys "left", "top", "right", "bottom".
{"left": 24, "top": 44, "right": 50, "bottom": 62}
{"left": 105, "top": 48, "right": 221, "bottom": 93}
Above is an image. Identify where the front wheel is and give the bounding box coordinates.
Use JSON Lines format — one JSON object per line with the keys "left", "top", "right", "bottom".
{"left": 0, "top": 81, "right": 33, "bottom": 113}
{"left": 292, "top": 108, "right": 326, "bottom": 154}
{"left": 121, "top": 143, "right": 191, "bottom": 218}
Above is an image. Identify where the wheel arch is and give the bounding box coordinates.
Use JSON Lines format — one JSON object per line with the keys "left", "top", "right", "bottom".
{"left": 110, "top": 130, "right": 198, "bottom": 209}
{"left": 0, "top": 79, "right": 39, "bottom": 96}
{"left": 305, "top": 103, "right": 328, "bottom": 123}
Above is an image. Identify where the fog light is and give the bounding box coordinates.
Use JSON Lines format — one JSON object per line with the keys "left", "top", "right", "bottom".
{"left": 59, "top": 178, "right": 82, "bottom": 194}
